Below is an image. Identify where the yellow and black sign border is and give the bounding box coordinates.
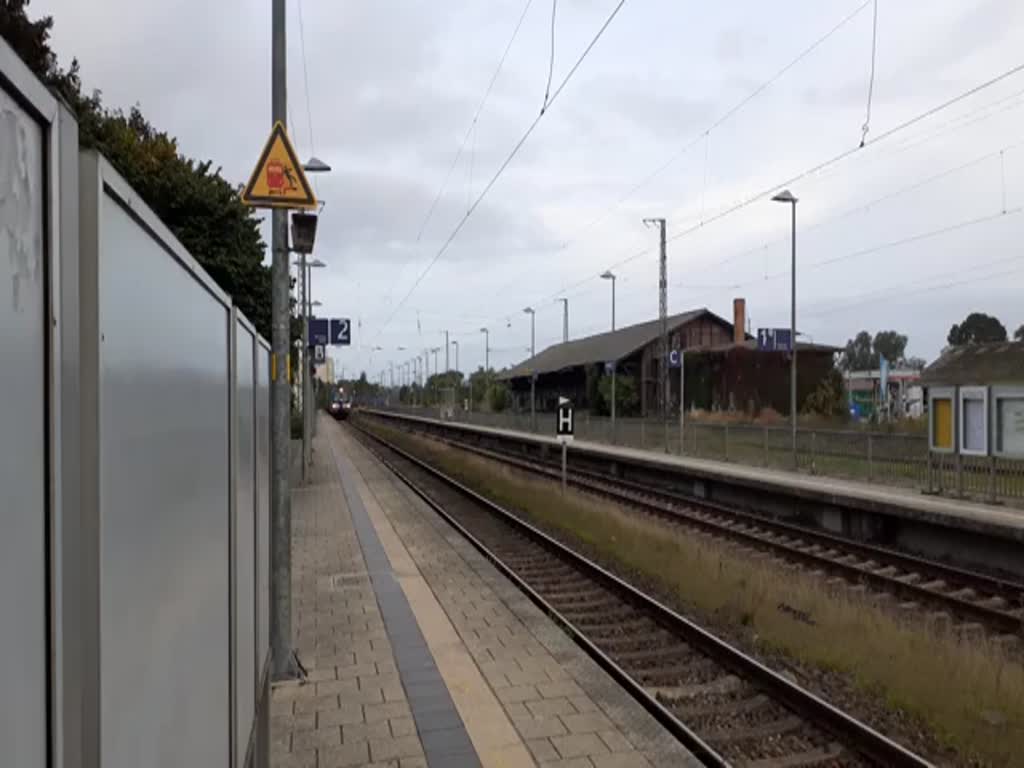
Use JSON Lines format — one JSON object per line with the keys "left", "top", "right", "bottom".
{"left": 241, "top": 120, "right": 317, "bottom": 210}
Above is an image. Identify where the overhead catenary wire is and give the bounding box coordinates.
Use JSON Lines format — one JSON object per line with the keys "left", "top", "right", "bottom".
{"left": 376, "top": 0, "right": 631, "bottom": 338}
{"left": 675, "top": 207, "right": 1023, "bottom": 299}
{"left": 542, "top": 0, "right": 557, "bottom": 114}
{"left": 295, "top": 0, "right": 318, "bottom": 199}
{"left": 560, "top": 0, "right": 874, "bottom": 246}
{"left": 860, "top": 0, "right": 879, "bottom": 146}
{"left": 803, "top": 254, "right": 1024, "bottom": 317}
{"left": 510, "top": 137, "right": 1021, "bottom": 323}
{"left": 603, "top": 60, "right": 1024, "bottom": 279}
{"left": 416, "top": 0, "right": 536, "bottom": 242}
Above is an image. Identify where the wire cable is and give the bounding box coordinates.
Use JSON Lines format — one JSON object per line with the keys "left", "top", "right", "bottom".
{"left": 296, "top": 0, "right": 316, "bottom": 156}
{"left": 377, "top": 0, "right": 631, "bottom": 336}
{"left": 416, "top": 0, "right": 535, "bottom": 242}
{"left": 596, "top": 60, "right": 1024, "bottom": 279}
{"left": 295, "top": 0, "right": 319, "bottom": 198}
{"left": 860, "top": 0, "right": 879, "bottom": 147}
{"left": 804, "top": 255, "right": 1024, "bottom": 317}
{"left": 562, "top": 0, "right": 873, "bottom": 244}
{"left": 542, "top": 0, "right": 557, "bottom": 114}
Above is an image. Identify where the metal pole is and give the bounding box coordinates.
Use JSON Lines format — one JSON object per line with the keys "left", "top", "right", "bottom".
{"left": 611, "top": 276, "right": 616, "bottom": 443}
{"left": 306, "top": 263, "right": 316, "bottom": 440}
{"left": 530, "top": 312, "right": 536, "bottom": 432}
{"left": 611, "top": 276, "right": 616, "bottom": 331}
{"left": 679, "top": 351, "right": 685, "bottom": 455}
{"left": 301, "top": 255, "right": 310, "bottom": 479}
{"left": 790, "top": 201, "right": 798, "bottom": 469}
{"left": 270, "top": 0, "right": 296, "bottom": 681}
{"left": 483, "top": 329, "right": 490, "bottom": 371}
{"left": 445, "top": 330, "right": 450, "bottom": 372}
{"left": 562, "top": 442, "right": 568, "bottom": 494}
{"left": 660, "top": 219, "right": 668, "bottom": 454}
{"left": 559, "top": 298, "right": 568, "bottom": 343}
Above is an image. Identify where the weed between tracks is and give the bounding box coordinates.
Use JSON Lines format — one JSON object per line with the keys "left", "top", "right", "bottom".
{"left": 362, "top": 419, "right": 1024, "bottom": 767}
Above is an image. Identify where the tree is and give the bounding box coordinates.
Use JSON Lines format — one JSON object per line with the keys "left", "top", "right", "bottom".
{"left": 838, "top": 330, "right": 910, "bottom": 371}
{"left": 1, "top": 2, "right": 273, "bottom": 338}
{"left": 903, "top": 356, "right": 927, "bottom": 371}
{"left": 871, "top": 331, "right": 908, "bottom": 366}
{"left": 1014, "top": 324, "right": 1024, "bottom": 342}
{"left": 838, "top": 331, "right": 873, "bottom": 371}
{"left": 947, "top": 313, "right": 1007, "bottom": 346}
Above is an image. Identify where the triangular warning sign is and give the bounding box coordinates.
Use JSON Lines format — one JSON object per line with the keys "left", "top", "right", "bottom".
{"left": 241, "top": 121, "right": 317, "bottom": 209}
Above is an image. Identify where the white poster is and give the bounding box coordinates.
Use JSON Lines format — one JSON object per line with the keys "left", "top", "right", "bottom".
{"left": 997, "top": 397, "right": 1024, "bottom": 456}
{"left": 962, "top": 397, "right": 986, "bottom": 454}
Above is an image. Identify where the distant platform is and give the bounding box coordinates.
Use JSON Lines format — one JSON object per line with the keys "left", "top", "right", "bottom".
{"left": 362, "top": 409, "right": 1024, "bottom": 578}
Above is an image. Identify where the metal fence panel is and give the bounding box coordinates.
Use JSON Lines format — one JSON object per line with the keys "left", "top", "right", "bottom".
{"left": 95, "top": 164, "right": 231, "bottom": 768}
{"left": 255, "top": 340, "right": 271, "bottom": 684}
{"left": 0, "top": 65, "right": 49, "bottom": 768}
{"left": 234, "top": 319, "right": 257, "bottom": 767}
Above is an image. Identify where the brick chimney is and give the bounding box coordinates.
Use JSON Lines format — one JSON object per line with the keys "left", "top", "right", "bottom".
{"left": 732, "top": 298, "right": 746, "bottom": 344}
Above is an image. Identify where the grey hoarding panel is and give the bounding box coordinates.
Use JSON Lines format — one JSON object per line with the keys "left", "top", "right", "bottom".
{"left": 255, "top": 340, "right": 271, "bottom": 677}
{"left": 0, "top": 73, "right": 48, "bottom": 768}
{"left": 98, "top": 188, "right": 230, "bottom": 768}
{"left": 235, "top": 321, "right": 257, "bottom": 767}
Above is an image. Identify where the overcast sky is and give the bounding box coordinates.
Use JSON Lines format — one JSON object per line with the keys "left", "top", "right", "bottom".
{"left": 38, "top": 0, "right": 1024, "bottom": 378}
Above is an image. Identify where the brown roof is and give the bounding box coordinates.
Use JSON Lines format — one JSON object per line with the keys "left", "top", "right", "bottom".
{"left": 497, "top": 309, "right": 721, "bottom": 380}
{"left": 921, "top": 342, "right": 1024, "bottom": 386}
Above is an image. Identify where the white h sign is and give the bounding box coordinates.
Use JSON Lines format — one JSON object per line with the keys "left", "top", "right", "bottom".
{"left": 556, "top": 398, "right": 574, "bottom": 443}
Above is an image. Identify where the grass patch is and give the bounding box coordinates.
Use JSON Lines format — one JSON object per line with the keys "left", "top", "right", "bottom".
{"left": 362, "top": 418, "right": 1024, "bottom": 767}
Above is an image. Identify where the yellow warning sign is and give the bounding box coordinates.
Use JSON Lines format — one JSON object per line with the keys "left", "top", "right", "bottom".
{"left": 241, "top": 121, "right": 317, "bottom": 209}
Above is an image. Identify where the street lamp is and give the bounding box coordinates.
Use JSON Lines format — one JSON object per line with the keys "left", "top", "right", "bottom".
{"left": 601, "top": 270, "right": 617, "bottom": 441}
{"left": 771, "top": 189, "right": 799, "bottom": 468}
{"left": 480, "top": 327, "right": 490, "bottom": 372}
{"left": 524, "top": 307, "right": 536, "bottom": 431}
{"left": 303, "top": 157, "right": 332, "bottom": 174}
{"left": 557, "top": 298, "right": 568, "bottom": 342}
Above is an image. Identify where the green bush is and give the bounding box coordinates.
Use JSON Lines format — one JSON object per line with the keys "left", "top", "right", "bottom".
{"left": 487, "top": 382, "right": 510, "bottom": 412}
{"left": 597, "top": 373, "right": 639, "bottom": 416}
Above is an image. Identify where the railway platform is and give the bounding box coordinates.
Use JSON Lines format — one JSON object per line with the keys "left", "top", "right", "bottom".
{"left": 271, "top": 415, "right": 699, "bottom": 768}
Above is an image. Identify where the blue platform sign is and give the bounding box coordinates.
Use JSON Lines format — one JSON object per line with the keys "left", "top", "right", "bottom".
{"left": 308, "top": 318, "right": 329, "bottom": 346}
{"left": 330, "top": 317, "right": 351, "bottom": 346}
{"left": 757, "top": 327, "right": 793, "bottom": 351}
{"left": 667, "top": 349, "right": 683, "bottom": 368}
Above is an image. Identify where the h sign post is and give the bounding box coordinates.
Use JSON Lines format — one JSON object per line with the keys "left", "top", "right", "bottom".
{"left": 556, "top": 397, "right": 574, "bottom": 494}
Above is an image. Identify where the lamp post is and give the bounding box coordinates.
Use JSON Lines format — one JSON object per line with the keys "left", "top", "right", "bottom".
{"left": 524, "top": 307, "right": 536, "bottom": 431}
{"left": 772, "top": 189, "right": 799, "bottom": 468}
{"left": 601, "top": 271, "right": 617, "bottom": 441}
{"left": 480, "top": 327, "right": 490, "bottom": 371}
{"left": 452, "top": 340, "right": 461, "bottom": 410}
{"left": 289, "top": 212, "right": 324, "bottom": 484}
{"left": 557, "top": 298, "right": 568, "bottom": 343}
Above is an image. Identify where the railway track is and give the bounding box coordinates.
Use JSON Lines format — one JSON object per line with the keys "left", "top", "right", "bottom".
{"left": 377, "top": 418, "right": 1024, "bottom": 641}
{"left": 350, "top": 422, "right": 934, "bottom": 768}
